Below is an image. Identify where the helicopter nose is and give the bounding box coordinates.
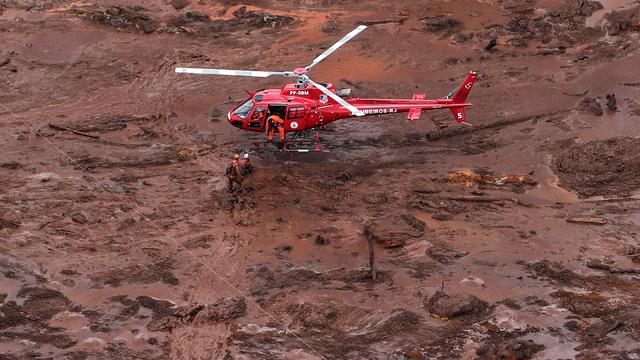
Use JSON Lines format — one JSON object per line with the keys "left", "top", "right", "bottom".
{"left": 228, "top": 112, "right": 244, "bottom": 128}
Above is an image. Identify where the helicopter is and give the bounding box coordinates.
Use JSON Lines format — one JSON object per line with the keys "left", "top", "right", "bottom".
{"left": 175, "top": 25, "right": 478, "bottom": 152}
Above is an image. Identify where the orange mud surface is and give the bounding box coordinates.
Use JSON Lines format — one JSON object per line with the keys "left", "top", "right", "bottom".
{"left": 1, "top": 0, "right": 640, "bottom": 359}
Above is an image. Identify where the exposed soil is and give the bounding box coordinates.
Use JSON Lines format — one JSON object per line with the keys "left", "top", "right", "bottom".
{"left": 1, "top": 0, "right": 640, "bottom": 359}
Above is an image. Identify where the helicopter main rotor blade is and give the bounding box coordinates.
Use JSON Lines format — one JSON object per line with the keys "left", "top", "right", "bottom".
{"left": 305, "top": 25, "right": 367, "bottom": 71}
{"left": 175, "top": 67, "right": 293, "bottom": 78}
{"left": 307, "top": 78, "right": 364, "bottom": 117}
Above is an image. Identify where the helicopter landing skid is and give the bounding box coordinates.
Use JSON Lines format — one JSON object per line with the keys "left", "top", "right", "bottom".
{"left": 254, "top": 131, "right": 328, "bottom": 153}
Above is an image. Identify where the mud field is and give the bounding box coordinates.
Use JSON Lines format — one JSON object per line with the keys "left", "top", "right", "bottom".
{"left": 1, "top": 0, "right": 640, "bottom": 359}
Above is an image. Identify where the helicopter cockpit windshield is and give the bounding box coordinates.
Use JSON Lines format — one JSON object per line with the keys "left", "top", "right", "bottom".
{"left": 233, "top": 99, "right": 254, "bottom": 119}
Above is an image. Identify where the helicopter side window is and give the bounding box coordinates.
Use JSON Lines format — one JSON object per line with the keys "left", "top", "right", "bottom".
{"left": 233, "top": 99, "right": 254, "bottom": 119}
{"left": 252, "top": 106, "right": 266, "bottom": 121}
{"left": 288, "top": 106, "right": 305, "bottom": 119}
{"left": 247, "top": 106, "right": 266, "bottom": 128}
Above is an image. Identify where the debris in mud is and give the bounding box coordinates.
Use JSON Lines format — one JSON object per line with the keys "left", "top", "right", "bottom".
{"left": 401, "top": 214, "right": 427, "bottom": 232}
{"left": 476, "top": 338, "right": 545, "bottom": 360}
{"left": 440, "top": 169, "right": 537, "bottom": 192}
{"left": 315, "top": 234, "right": 330, "bottom": 246}
{"left": 193, "top": 298, "right": 246, "bottom": 324}
{"left": 0, "top": 214, "right": 20, "bottom": 230}
{"left": 624, "top": 246, "right": 640, "bottom": 264}
{"left": 526, "top": 260, "right": 588, "bottom": 288}
{"left": 182, "top": 235, "right": 214, "bottom": 249}
{"left": 484, "top": 37, "right": 498, "bottom": 51}
{"left": 65, "top": 113, "right": 163, "bottom": 133}
{"left": 566, "top": 216, "right": 607, "bottom": 225}
{"left": 586, "top": 260, "right": 640, "bottom": 274}
{"left": 554, "top": 137, "right": 640, "bottom": 197}
{"left": 232, "top": 6, "right": 294, "bottom": 28}
{"left": 248, "top": 265, "right": 393, "bottom": 295}
{"left": 0, "top": 161, "right": 23, "bottom": 169}
{"left": 550, "top": 291, "right": 612, "bottom": 317}
{"left": 17, "top": 286, "right": 72, "bottom": 320}
{"left": 289, "top": 300, "right": 341, "bottom": 329}
{"left": 168, "top": 0, "right": 189, "bottom": 10}
{"left": 364, "top": 216, "right": 425, "bottom": 248}
{"left": 606, "top": 93, "right": 617, "bottom": 111}
{"left": 71, "top": 5, "right": 157, "bottom": 33}
{"left": 90, "top": 258, "right": 179, "bottom": 287}
{"left": 421, "top": 15, "right": 461, "bottom": 35}
{"left": 145, "top": 298, "right": 245, "bottom": 331}
{"left": 576, "top": 96, "right": 603, "bottom": 115}
{"left": 102, "top": 180, "right": 134, "bottom": 194}
{"left": 136, "top": 295, "right": 176, "bottom": 319}
{"left": 321, "top": 20, "right": 340, "bottom": 33}
{"left": 0, "top": 50, "right": 13, "bottom": 68}
{"left": 406, "top": 261, "right": 440, "bottom": 279}
{"left": 425, "top": 291, "right": 489, "bottom": 320}
{"left": 70, "top": 146, "right": 176, "bottom": 171}
{"left": 427, "top": 245, "right": 469, "bottom": 264}
{"left": 605, "top": 6, "right": 640, "bottom": 36}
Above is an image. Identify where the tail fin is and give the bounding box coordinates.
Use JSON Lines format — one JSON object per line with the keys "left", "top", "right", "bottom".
{"left": 450, "top": 107, "right": 467, "bottom": 124}
{"left": 450, "top": 71, "right": 478, "bottom": 104}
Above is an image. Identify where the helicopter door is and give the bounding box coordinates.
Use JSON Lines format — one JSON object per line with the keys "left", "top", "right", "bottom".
{"left": 286, "top": 105, "right": 306, "bottom": 131}
{"left": 247, "top": 105, "right": 266, "bottom": 129}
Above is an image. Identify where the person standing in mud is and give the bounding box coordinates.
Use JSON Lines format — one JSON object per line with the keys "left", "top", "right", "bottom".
{"left": 239, "top": 153, "right": 254, "bottom": 176}
{"left": 225, "top": 154, "right": 243, "bottom": 193}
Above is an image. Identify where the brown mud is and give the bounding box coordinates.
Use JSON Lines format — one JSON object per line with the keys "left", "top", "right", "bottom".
{"left": 1, "top": 0, "right": 640, "bottom": 359}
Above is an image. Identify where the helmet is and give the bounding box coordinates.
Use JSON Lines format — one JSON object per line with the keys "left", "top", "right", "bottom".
{"left": 243, "top": 153, "right": 250, "bottom": 159}
{"left": 233, "top": 154, "right": 240, "bottom": 160}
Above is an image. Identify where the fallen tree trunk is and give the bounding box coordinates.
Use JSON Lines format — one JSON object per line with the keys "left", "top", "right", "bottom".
{"left": 48, "top": 123, "right": 100, "bottom": 139}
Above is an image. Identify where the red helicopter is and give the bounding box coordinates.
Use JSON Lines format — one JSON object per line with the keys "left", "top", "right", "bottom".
{"left": 176, "top": 25, "right": 478, "bottom": 152}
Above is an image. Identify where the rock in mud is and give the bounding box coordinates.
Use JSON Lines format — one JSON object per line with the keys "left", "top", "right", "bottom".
{"left": 554, "top": 137, "right": 640, "bottom": 197}
{"left": 576, "top": 97, "right": 603, "bottom": 115}
{"left": 193, "top": 298, "right": 246, "bottom": 324}
{"left": 426, "top": 291, "right": 488, "bottom": 319}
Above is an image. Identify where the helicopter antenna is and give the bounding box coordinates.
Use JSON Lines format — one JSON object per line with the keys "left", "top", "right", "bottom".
{"left": 174, "top": 25, "right": 368, "bottom": 117}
